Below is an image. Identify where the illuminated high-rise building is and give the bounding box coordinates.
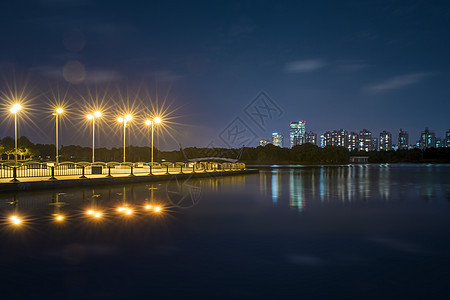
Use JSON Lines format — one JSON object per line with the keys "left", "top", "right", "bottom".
{"left": 259, "top": 139, "right": 271, "bottom": 146}
{"left": 398, "top": 129, "right": 409, "bottom": 150}
{"left": 358, "top": 129, "right": 372, "bottom": 151}
{"left": 305, "top": 131, "right": 317, "bottom": 145}
{"left": 372, "top": 138, "right": 378, "bottom": 151}
{"left": 272, "top": 132, "right": 284, "bottom": 147}
{"left": 347, "top": 132, "right": 359, "bottom": 151}
{"left": 335, "top": 129, "right": 348, "bottom": 148}
{"left": 322, "top": 131, "right": 332, "bottom": 147}
{"left": 289, "top": 121, "right": 306, "bottom": 148}
{"left": 420, "top": 127, "right": 436, "bottom": 149}
{"left": 379, "top": 131, "right": 392, "bottom": 151}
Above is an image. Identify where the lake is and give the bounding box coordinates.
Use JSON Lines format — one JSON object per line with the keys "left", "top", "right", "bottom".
{"left": 0, "top": 164, "right": 449, "bottom": 299}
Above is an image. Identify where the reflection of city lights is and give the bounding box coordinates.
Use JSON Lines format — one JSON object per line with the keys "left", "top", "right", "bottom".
{"left": 9, "top": 215, "right": 22, "bottom": 225}
{"left": 94, "top": 212, "right": 102, "bottom": 218}
{"left": 154, "top": 206, "right": 162, "bottom": 213}
{"left": 87, "top": 210, "right": 94, "bottom": 215}
{"left": 117, "top": 207, "right": 125, "bottom": 212}
{"left": 144, "top": 204, "right": 153, "bottom": 210}
{"left": 125, "top": 208, "right": 133, "bottom": 215}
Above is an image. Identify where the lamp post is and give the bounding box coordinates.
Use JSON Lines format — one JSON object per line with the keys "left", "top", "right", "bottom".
{"left": 54, "top": 108, "right": 63, "bottom": 165}
{"left": 10, "top": 104, "right": 22, "bottom": 166}
{"left": 118, "top": 114, "right": 132, "bottom": 163}
{"left": 145, "top": 117, "right": 161, "bottom": 167}
{"left": 87, "top": 111, "right": 102, "bottom": 163}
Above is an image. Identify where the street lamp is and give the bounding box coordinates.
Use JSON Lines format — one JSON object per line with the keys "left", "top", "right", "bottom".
{"left": 53, "top": 108, "right": 63, "bottom": 164}
{"left": 87, "top": 111, "right": 102, "bottom": 163}
{"left": 10, "top": 104, "right": 22, "bottom": 166}
{"left": 145, "top": 117, "right": 161, "bottom": 167}
{"left": 118, "top": 114, "right": 132, "bottom": 163}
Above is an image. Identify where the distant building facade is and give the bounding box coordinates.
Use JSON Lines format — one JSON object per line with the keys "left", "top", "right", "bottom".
{"left": 420, "top": 128, "right": 436, "bottom": 149}
{"left": 372, "top": 138, "right": 378, "bottom": 151}
{"left": 304, "top": 131, "right": 317, "bottom": 145}
{"left": 398, "top": 129, "right": 409, "bottom": 150}
{"left": 359, "top": 129, "right": 372, "bottom": 152}
{"left": 379, "top": 131, "right": 392, "bottom": 151}
{"left": 259, "top": 139, "right": 271, "bottom": 146}
{"left": 289, "top": 121, "right": 306, "bottom": 148}
{"left": 272, "top": 132, "right": 284, "bottom": 147}
{"left": 347, "top": 132, "right": 359, "bottom": 151}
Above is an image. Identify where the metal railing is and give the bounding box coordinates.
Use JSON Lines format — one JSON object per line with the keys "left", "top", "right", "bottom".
{"left": 0, "top": 161, "right": 246, "bottom": 181}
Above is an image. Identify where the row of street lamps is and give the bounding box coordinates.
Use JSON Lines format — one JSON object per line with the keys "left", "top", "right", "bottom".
{"left": 9, "top": 104, "right": 162, "bottom": 165}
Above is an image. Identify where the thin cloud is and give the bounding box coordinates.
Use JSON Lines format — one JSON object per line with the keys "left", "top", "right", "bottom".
{"left": 365, "top": 72, "right": 433, "bottom": 92}
{"left": 284, "top": 59, "right": 326, "bottom": 73}
{"left": 334, "top": 59, "right": 369, "bottom": 72}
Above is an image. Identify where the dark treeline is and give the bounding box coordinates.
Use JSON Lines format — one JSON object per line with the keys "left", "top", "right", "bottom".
{"left": 1, "top": 136, "right": 449, "bottom": 163}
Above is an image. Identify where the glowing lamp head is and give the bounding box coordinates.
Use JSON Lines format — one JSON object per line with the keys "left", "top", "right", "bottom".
{"left": 94, "top": 212, "right": 102, "bottom": 218}
{"left": 94, "top": 111, "right": 102, "bottom": 118}
{"left": 87, "top": 114, "right": 94, "bottom": 120}
{"left": 55, "top": 215, "right": 65, "bottom": 221}
{"left": 118, "top": 117, "right": 124, "bottom": 123}
{"left": 9, "top": 215, "right": 22, "bottom": 225}
{"left": 154, "top": 206, "right": 162, "bottom": 213}
{"left": 125, "top": 114, "right": 132, "bottom": 121}
{"left": 145, "top": 120, "right": 151, "bottom": 126}
{"left": 56, "top": 108, "right": 64, "bottom": 114}
{"left": 145, "top": 204, "right": 152, "bottom": 210}
{"left": 154, "top": 117, "right": 161, "bottom": 124}
{"left": 10, "top": 104, "right": 22, "bottom": 114}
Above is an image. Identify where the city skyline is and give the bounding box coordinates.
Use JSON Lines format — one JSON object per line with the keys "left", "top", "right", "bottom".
{"left": 0, "top": 1, "right": 449, "bottom": 149}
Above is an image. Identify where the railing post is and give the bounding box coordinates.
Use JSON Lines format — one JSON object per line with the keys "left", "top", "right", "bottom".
{"left": 80, "top": 165, "right": 87, "bottom": 179}
{"left": 166, "top": 165, "right": 169, "bottom": 175}
{"left": 193, "top": 163, "right": 195, "bottom": 174}
{"left": 49, "top": 166, "right": 57, "bottom": 180}
{"left": 129, "top": 165, "right": 135, "bottom": 176}
{"left": 10, "top": 166, "right": 19, "bottom": 183}
{"left": 149, "top": 165, "right": 152, "bottom": 175}
{"left": 180, "top": 164, "right": 183, "bottom": 174}
{"left": 106, "top": 165, "right": 112, "bottom": 177}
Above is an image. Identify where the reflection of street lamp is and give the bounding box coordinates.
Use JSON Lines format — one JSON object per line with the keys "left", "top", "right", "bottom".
{"left": 10, "top": 104, "right": 22, "bottom": 166}
{"left": 145, "top": 117, "right": 161, "bottom": 166}
{"left": 118, "top": 114, "right": 132, "bottom": 163}
{"left": 87, "top": 111, "right": 102, "bottom": 163}
{"left": 53, "top": 108, "right": 64, "bottom": 164}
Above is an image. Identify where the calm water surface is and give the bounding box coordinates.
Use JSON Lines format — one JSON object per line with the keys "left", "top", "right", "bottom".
{"left": 1, "top": 164, "right": 449, "bottom": 299}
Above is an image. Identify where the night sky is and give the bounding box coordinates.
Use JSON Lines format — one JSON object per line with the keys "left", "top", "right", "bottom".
{"left": 1, "top": 0, "right": 449, "bottom": 150}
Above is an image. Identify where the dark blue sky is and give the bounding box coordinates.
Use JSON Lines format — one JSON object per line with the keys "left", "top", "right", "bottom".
{"left": 1, "top": 0, "right": 449, "bottom": 149}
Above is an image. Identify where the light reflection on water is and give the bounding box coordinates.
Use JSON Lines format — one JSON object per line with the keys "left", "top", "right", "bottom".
{"left": 0, "top": 165, "right": 449, "bottom": 298}
{"left": 260, "top": 164, "right": 450, "bottom": 213}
